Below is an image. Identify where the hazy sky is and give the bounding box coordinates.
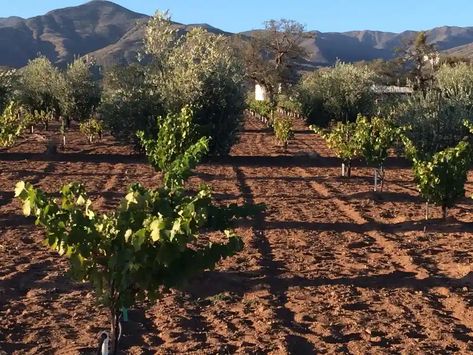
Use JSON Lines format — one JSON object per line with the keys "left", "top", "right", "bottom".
{"left": 0, "top": 0, "right": 471, "bottom": 33}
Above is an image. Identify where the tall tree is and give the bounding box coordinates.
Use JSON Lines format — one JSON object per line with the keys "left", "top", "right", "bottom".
{"left": 18, "top": 56, "right": 65, "bottom": 116}
{"left": 239, "top": 19, "right": 307, "bottom": 105}
{"left": 61, "top": 57, "right": 101, "bottom": 122}
{"left": 398, "top": 31, "right": 439, "bottom": 93}
{"left": 100, "top": 63, "right": 162, "bottom": 145}
{"left": 144, "top": 12, "right": 245, "bottom": 155}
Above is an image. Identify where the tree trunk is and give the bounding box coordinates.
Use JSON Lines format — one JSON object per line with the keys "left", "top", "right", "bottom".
{"left": 374, "top": 169, "right": 378, "bottom": 192}
{"left": 347, "top": 162, "right": 352, "bottom": 178}
{"left": 109, "top": 309, "right": 120, "bottom": 355}
{"left": 442, "top": 205, "right": 448, "bottom": 220}
{"left": 379, "top": 166, "right": 385, "bottom": 192}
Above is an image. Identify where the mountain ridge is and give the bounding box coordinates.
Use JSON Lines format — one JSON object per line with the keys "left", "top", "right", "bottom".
{"left": 0, "top": 1, "right": 472, "bottom": 68}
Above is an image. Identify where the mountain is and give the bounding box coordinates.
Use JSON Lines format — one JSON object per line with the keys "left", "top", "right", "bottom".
{"left": 0, "top": 1, "right": 473, "bottom": 68}
{"left": 0, "top": 0, "right": 147, "bottom": 67}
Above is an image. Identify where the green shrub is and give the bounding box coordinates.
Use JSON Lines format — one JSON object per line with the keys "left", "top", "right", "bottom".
{"left": 311, "top": 121, "right": 359, "bottom": 177}
{"left": 355, "top": 115, "right": 402, "bottom": 191}
{"left": 80, "top": 117, "right": 104, "bottom": 143}
{"left": 273, "top": 114, "right": 294, "bottom": 148}
{"left": 298, "top": 62, "right": 376, "bottom": 126}
{"left": 403, "top": 136, "right": 471, "bottom": 219}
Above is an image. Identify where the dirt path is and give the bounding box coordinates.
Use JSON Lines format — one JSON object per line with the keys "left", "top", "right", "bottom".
{"left": 1, "top": 117, "right": 473, "bottom": 354}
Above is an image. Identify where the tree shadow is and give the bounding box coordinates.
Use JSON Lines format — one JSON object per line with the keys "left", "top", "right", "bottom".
{"left": 232, "top": 166, "right": 317, "bottom": 352}
{"left": 211, "top": 155, "right": 412, "bottom": 169}
{"left": 0, "top": 152, "right": 146, "bottom": 164}
{"left": 119, "top": 308, "right": 164, "bottom": 354}
{"left": 190, "top": 270, "right": 473, "bottom": 299}
{"left": 263, "top": 218, "right": 473, "bottom": 234}
{"left": 344, "top": 190, "right": 421, "bottom": 203}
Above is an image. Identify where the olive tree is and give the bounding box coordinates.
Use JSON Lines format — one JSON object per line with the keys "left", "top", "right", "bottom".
{"left": 392, "top": 63, "right": 473, "bottom": 158}
{"left": 298, "top": 62, "right": 377, "bottom": 126}
{"left": 61, "top": 57, "right": 101, "bottom": 123}
{"left": 435, "top": 62, "right": 473, "bottom": 108}
{"left": 0, "top": 69, "right": 16, "bottom": 112}
{"left": 145, "top": 12, "right": 245, "bottom": 155}
{"left": 17, "top": 56, "right": 65, "bottom": 116}
{"left": 100, "top": 63, "right": 163, "bottom": 146}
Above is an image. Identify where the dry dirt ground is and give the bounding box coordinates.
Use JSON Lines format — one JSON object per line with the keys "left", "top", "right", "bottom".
{"left": 1, "top": 117, "right": 473, "bottom": 354}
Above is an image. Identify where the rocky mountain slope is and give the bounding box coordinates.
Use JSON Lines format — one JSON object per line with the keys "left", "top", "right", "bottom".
{"left": 0, "top": 0, "right": 472, "bottom": 68}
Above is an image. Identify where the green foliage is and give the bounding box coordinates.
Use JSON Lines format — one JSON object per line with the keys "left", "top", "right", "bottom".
{"left": 0, "top": 102, "right": 26, "bottom": 148}
{"left": 247, "top": 98, "right": 272, "bottom": 118}
{"left": 298, "top": 62, "right": 377, "bottom": 126}
{"left": 465, "top": 119, "right": 473, "bottom": 134}
{"left": 17, "top": 56, "right": 65, "bottom": 115}
{"left": 277, "top": 95, "right": 302, "bottom": 115}
{"left": 312, "top": 121, "right": 359, "bottom": 165}
{"left": 0, "top": 69, "right": 16, "bottom": 112}
{"left": 273, "top": 114, "right": 294, "bottom": 148}
{"left": 23, "top": 109, "right": 54, "bottom": 130}
{"left": 391, "top": 89, "right": 472, "bottom": 158}
{"left": 390, "top": 63, "right": 473, "bottom": 158}
{"left": 145, "top": 13, "right": 245, "bottom": 155}
{"left": 403, "top": 137, "right": 471, "bottom": 218}
{"left": 100, "top": 63, "right": 163, "bottom": 146}
{"left": 15, "top": 179, "right": 247, "bottom": 351}
{"left": 355, "top": 115, "right": 401, "bottom": 168}
{"left": 398, "top": 31, "right": 438, "bottom": 93}
{"left": 237, "top": 19, "right": 306, "bottom": 105}
{"left": 80, "top": 117, "right": 104, "bottom": 143}
{"left": 61, "top": 58, "right": 101, "bottom": 122}
{"left": 137, "top": 107, "right": 209, "bottom": 189}
{"left": 355, "top": 58, "right": 407, "bottom": 86}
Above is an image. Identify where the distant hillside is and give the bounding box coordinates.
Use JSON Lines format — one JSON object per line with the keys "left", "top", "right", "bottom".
{"left": 0, "top": 1, "right": 473, "bottom": 68}
{"left": 0, "top": 0, "right": 147, "bottom": 67}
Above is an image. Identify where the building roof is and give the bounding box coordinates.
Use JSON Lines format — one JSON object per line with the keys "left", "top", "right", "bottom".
{"left": 372, "top": 85, "right": 414, "bottom": 94}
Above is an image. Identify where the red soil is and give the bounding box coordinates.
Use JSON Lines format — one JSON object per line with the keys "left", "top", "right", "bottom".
{"left": 1, "top": 117, "right": 473, "bottom": 354}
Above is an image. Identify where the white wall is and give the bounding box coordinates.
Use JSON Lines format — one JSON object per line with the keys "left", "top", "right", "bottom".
{"left": 255, "top": 84, "right": 267, "bottom": 101}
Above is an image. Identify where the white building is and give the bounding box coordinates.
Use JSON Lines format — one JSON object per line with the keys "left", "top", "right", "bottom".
{"left": 255, "top": 84, "right": 267, "bottom": 101}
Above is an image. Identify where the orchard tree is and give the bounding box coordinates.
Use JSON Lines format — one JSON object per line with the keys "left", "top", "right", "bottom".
{"left": 100, "top": 63, "right": 163, "bottom": 146}
{"left": 239, "top": 19, "right": 307, "bottom": 106}
{"left": 18, "top": 56, "right": 65, "bottom": 116}
{"left": 398, "top": 31, "right": 439, "bottom": 93}
{"left": 145, "top": 12, "right": 245, "bottom": 155}
{"left": 392, "top": 88, "right": 472, "bottom": 158}
{"left": 0, "top": 69, "right": 16, "bottom": 112}
{"left": 435, "top": 62, "right": 473, "bottom": 108}
{"left": 355, "top": 58, "right": 407, "bottom": 86}
{"left": 61, "top": 57, "right": 101, "bottom": 123}
{"left": 299, "top": 62, "right": 377, "bottom": 126}
{"left": 391, "top": 63, "right": 473, "bottom": 158}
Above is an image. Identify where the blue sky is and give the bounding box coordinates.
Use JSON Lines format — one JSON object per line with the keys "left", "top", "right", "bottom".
{"left": 0, "top": 0, "right": 471, "bottom": 33}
